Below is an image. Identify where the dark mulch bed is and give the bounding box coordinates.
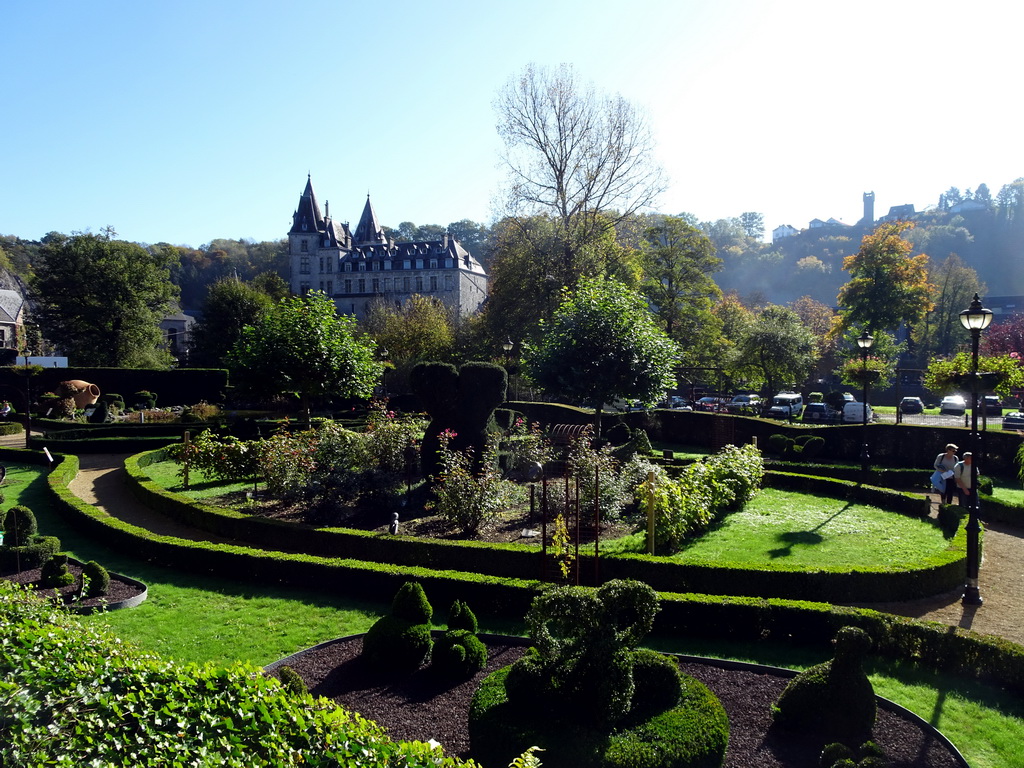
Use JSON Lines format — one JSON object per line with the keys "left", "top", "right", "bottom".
{"left": 270, "top": 636, "right": 964, "bottom": 768}
{"left": 1, "top": 561, "right": 145, "bottom": 610}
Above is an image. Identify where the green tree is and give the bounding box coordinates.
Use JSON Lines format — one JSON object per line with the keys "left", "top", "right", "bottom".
{"left": 524, "top": 277, "right": 678, "bottom": 432}
{"left": 911, "top": 255, "right": 985, "bottom": 361}
{"left": 739, "top": 212, "right": 765, "bottom": 240}
{"left": 227, "top": 292, "right": 382, "bottom": 416}
{"left": 729, "top": 304, "right": 819, "bottom": 395}
{"left": 364, "top": 294, "right": 456, "bottom": 393}
{"left": 640, "top": 216, "right": 723, "bottom": 368}
{"left": 495, "top": 63, "right": 665, "bottom": 284}
{"left": 837, "top": 327, "right": 903, "bottom": 390}
{"left": 34, "top": 233, "right": 178, "bottom": 367}
{"left": 189, "top": 278, "right": 274, "bottom": 367}
{"left": 836, "top": 221, "right": 934, "bottom": 335}
{"left": 924, "top": 352, "right": 1024, "bottom": 400}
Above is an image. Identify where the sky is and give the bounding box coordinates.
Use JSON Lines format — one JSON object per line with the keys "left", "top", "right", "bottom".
{"left": 3, "top": 0, "right": 1023, "bottom": 248}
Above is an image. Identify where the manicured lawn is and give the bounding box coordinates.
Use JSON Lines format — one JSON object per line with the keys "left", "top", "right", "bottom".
{"left": 990, "top": 477, "right": 1024, "bottom": 507}
{"left": 602, "top": 488, "right": 949, "bottom": 569}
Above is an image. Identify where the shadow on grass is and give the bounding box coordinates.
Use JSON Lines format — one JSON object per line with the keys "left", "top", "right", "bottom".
{"left": 767, "top": 499, "right": 856, "bottom": 558}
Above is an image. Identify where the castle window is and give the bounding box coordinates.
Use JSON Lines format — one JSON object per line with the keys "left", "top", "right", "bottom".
{"left": 300, "top": 256, "right": 310, "bottom": 274}
{"left": 372, "top": 260, "right": 380, "bottom": 271}
{"left": 445, "top": 258, "right": 453, "bottom": 268}
{"left": 358, "top": 278, "right": 365, "bottom": 292}
{"left": 300, "top": 240, "right": 308, "bottom": 253}
{"left": 429, "top": 259, "right": 437, "bottom": 269}
{"left": 415, "top": 259, "right": 424, "bottom": 269}
{"left": 319, "top": 281, "right": 324, "bottom": 291}
{"left": 319, "top": 257, "right": 324, "bottom": 272}
{"left": 416, "top": 276, "right": 424, "bottom": 291}
{"left": 384, "top": 260, "right": 392, "bottom": 270}
{"left": 372, "top": 278, "right": 380, "bottom": 292}
{"left": 300, "top": 281, "right": 310, "bottom": 294}
{"left": 345, "top": 279, "right": 352, "bottom": 293}
{"left": 403, "top": 260, "right": 411, "bottom": 270}
{"left": 327, "top": 259, "right": 333, "bottom": 273}
{"left": 327, "top": 281, "right": 333, "bottom": 294}
{"left": 445, "top": 275, "right": 454, "bottom": 290}
{"left": 358, "top": 262, "right": 366, "bottom": 272}
{"left": 384, "top": 278, "right": 392, "bottom": 291}
{"left": 430, "top": 276, "right": 437, "bottom": 291}
{"left": 344, "top": 262, "right": 352, "bottom": 273}
{"left": 403, "top": 277, "right": 410, "bottom": 291}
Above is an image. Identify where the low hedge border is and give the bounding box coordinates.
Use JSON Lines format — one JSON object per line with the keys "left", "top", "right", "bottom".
{"left": 125, "top": 450, "right": 967, "bottom": 604}
{"left": 46, "top": 452, "right": 1024, "bottom": 698}
{"left": 32, "top": 435, "right": 185, "bottom": 454}
{"left": 978, "top": 492, "right": 1024, "bottom": 529}
{"left": 0, "top": 422, "right": 23, "bottom": 436}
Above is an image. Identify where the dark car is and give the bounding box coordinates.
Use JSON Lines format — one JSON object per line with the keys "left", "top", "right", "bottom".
{"left": 899, "top": 396, "right": 924, "bottom": 414}
{"left": 694, "top": 396, "right": 724, "bottom": 412}
{"left": 1002, "top": 411, "right": 1024, "bottom": 431}
{"left": 983, "top": 395, "right": 1003, "bottom": 416}
{"left": 940, "top": 395, "right": 967, "bottom": 415}
{"left": 802, "top": 402, "right": 838, "bottom": 423}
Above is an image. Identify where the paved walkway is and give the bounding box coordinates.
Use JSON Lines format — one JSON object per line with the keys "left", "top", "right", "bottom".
{"left": 11, "top": 433, "right": 1024, "bottom": 647}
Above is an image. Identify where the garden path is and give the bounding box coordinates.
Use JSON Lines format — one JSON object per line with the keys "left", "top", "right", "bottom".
{"left": 11, "top": 435, "right": 1023, "bottom": 648}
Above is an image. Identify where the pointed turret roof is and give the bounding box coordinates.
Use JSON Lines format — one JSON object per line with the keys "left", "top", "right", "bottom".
{"left": 289, "top": 175, "right": 326, "bottom": 234}
{"left": 352, "top": 194, "right": 388, "bottom": 245}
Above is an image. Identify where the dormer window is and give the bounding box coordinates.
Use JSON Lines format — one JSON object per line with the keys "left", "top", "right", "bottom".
{"left": 358, "top": 262, "right": 366, "bottom": 272}
{"left": 429, "top": 259, "right": 437, "bottom": 269}
{"left": 344, "top": 263, "right": 352, "bottom": 273}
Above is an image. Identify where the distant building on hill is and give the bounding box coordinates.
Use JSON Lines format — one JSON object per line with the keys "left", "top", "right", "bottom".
{"left": 772, "top": 224, "right": 799, "bottom": 242}
{"left": 286, "top": 176, "right": 488, "bottom": 320}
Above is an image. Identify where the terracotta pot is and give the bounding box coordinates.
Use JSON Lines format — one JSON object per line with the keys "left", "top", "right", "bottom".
{"left": 65, "top": 380, "right": 101, "bottom": 408}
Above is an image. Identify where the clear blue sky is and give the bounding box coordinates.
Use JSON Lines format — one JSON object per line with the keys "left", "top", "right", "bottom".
{"left": 3, "top": 0, "right": 1022, "bottom": 248}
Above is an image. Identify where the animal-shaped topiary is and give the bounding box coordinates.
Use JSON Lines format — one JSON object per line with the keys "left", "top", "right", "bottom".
{"left": 410, "top": 361, "right": 508, "bottom": 478}
{"left": 772, "top": 626, "right": 876, "bottom": 741}
{"left": 82, "top": 560, "right": 111, "bottom": 597}
{"left": 433, "top": 599, "right": 486, "bottom": 679}
{"left": 470, "top": 580, "right": 728, "bottom": 768}
{"left": 40, "top": 553, "right": 75, "bottom": 588}
{"left": 361, "top": 581, "right": 434, "bottom": 675}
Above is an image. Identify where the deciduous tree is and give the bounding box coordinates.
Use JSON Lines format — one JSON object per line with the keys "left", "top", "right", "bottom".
{"left": 34, "top": 232, "right": 178, "bottom": 367}
{"left": 729, "top": 304, "right": 819, "bottom": 396}
{"left": 189, "top": 277, "right": 274, "bottom": 367}
{"left": 911, "top": 255, "right": 985, "bottom": 361}
{"left": 524, "top": 277, "right": 678, "bottom": 432}
{"left": 836, "top": 222, "right": 933, "bottom": 335}
{"left": 227, "top": 292, "right": 381, "bottom": 416}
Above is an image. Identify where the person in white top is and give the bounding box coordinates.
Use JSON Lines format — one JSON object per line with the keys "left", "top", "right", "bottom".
{"left": 933, "top": 443, "right": 958, "bottom": 505}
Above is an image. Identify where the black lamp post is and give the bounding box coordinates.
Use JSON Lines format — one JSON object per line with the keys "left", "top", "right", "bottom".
{"left": 959, "top": 293, "right": 992, "bottom": 606}
{"left": 856, "top": 329, "right": 874, "bottom": 476}
{"left": 502, "top": 338, "right": 514, "bottom": 401}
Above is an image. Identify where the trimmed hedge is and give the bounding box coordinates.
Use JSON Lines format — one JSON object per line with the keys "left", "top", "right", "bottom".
{"left": 43, "top": 452, "right": 1024, "bottom": 697}
{"left": 126, "top": 450, "right": 968, "bottom": 604}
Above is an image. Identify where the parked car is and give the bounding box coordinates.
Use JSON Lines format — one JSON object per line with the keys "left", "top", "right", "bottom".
{"left": 939, "top": 395, "right": 967, "bottom": 415}
{"left": 695, "top": 396, "right": 727, "bottom": 412}
{"left": 802, "top": 402, "right": 838, "bottom": 423}
{"left": 843, "top": 401, "right": 874, "bottom": 423}
{"left": 1002, "top": 411, "right": 1024, "bottom": 431}
{"left": 982, "top": 395, "right": 1003, "bottom": 416}
{"left": 767, "top": 392, "right": 804, "bottom": 419}
{"left": 899, "top": 396, "right": 925, "bottom": 414}
{"left": 726, "top": 394, "right": 762, "bottom": 414}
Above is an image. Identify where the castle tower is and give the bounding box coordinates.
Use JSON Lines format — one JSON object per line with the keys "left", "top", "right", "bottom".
{"left": 862, "top": 191, "right": 875, "bottom": 226}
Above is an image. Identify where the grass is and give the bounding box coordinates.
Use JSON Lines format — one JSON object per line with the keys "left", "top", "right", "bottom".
{"left": 7, "top": 458, "right": 1024, "bottom": 766}
{"left": 602, "top": 488, "right": 949, "bottom": 569}
{"left": 990, "top": 476, "right": 1024, "bottom": 506}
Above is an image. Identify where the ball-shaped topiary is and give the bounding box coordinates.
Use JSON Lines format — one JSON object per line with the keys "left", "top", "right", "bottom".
{"left": 432, "top": 629, "right": 488, "bottom": 679}
{"left": 629, "top": 648, "right": 684, "bottom": 719}
{"left": 4, "top": 505, "right": 38, "bottom": 547}
{"left": 278, "top": 665, "right": 308, "bottom": 697}
{"left": 40, "top": 554, "right": 75, "bottom": 588}
{"left": 82, "top": 560, "right": 111, "bottom": 597}
{"left": 820, "top": 742, "right": 856, "bottom": 766}
{"left": 362, "top": 615, "right": 433, "bottom": 675}
{"left": 772, "top": 626, "right": 876, "bottom": 740}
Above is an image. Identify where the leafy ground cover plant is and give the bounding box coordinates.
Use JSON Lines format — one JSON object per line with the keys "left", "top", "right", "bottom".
{"left": 0, "top": 581, "right": 478, "bottom": 768}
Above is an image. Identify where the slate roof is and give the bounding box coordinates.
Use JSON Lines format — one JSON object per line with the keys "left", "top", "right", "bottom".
{"left": 289, "top": 175, "right": 326, "bottom": 234}
{"left": 353, "top": 195, "right": 388, "bottom": 245}
{"left": 0, "top": 289, "right": 24, "bottom": 323}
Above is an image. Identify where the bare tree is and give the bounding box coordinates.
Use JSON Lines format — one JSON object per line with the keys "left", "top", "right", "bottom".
{"left": 494, "top": 63, "right": 666, "bottom": 284}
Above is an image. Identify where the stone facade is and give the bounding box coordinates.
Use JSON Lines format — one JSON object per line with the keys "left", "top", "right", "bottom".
{"left": 287, "top": 176, "right": 487, "bottom": 319}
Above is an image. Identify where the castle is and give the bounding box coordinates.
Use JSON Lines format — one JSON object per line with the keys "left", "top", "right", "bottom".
{"left": 287, "top": 176, "right": 488, "bottom": 319}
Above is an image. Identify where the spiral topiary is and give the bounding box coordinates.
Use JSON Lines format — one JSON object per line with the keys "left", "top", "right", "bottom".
{"left": 391, "top": 581, "right": 432, "bottom": 625}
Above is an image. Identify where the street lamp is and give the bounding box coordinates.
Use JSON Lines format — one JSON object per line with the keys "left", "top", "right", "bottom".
{"left": 856, "top": 329, "right": 874, "bottom": 476}
{"left": 502, "top": 339, "right": 515, "bottom": 401}
{"left": 959, "top": 292, "right": 993, "bottom": 606}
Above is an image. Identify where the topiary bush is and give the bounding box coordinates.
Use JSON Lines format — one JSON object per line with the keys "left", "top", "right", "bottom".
{"left": 361, "top": 581, "right": 434, "bottom": 675}
{"left": 772, "top": 626, "right": 876, "bottom": 742}
{"left": 470, "top": 580, "right": 729, "bottom": 768}
{"left": 447, "top": 599, "right": 478, "bottom": 634}
{"left": 4, "top": 505, "right": 38, "bottom": 547}
{"left": 278, "top": 665, "right": 308, "bottom": 697}
{"left": 82, "top": 560, "right": 110, "bottom": 597}
{"left": 40, "top": 554, "right": 75, "bottom": 588}
{"left": 432, "top": 629, "right": 488, "bottom": 679}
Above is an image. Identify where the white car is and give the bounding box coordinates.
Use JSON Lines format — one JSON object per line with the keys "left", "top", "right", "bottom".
{"left": 940, "top": 395, "right": 967, "bottom": 415}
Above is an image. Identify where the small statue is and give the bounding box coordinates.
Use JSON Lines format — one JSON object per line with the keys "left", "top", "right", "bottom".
{"left": 388, "top": 512, "right": 399, "bottom": 535}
